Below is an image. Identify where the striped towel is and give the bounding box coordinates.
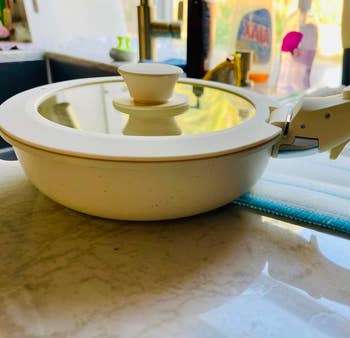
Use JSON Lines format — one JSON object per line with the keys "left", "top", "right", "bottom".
{"left": 234, "top": 150, "right": 350, "bottom": 234}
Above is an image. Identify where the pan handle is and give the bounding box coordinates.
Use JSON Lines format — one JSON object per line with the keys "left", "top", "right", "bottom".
{"left": 271, "top": 86, "right": 350, "bottom": 159}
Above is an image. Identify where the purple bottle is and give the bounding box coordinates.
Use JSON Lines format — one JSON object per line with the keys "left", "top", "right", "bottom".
{"left": 275, "top": 0, "right": 318, "bottom": 95}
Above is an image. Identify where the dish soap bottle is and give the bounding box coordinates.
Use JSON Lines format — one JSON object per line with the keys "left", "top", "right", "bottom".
{"left": 274, "top": 0, "right": 319, "bottom": 96}
{"left": 232, "top": 0, "right": 275, "bottom": 86}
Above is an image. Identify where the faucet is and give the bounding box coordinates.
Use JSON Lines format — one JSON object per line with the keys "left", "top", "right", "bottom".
{"left": 203, "top": 51, "right": 252, "bottom": 87}
{"left": 137, "top": 0, "right": 184, "bottom": 61}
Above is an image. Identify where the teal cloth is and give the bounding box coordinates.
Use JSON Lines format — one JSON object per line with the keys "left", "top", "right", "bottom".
{"left": 234, "top": 151, "right": 350, "bottom": 234}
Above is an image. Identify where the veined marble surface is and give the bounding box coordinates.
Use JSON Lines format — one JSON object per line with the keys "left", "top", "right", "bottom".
{"left": 0, "top": 160, "right": 349, "bottom": 338}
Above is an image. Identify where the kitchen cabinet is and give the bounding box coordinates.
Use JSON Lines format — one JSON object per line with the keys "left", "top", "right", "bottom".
{"left": 0, "top": 56, "right": 48, "bottom": 150}
{"left": 47, "top": 57, "right": 116, "bottom": 82}
{"left": 45, "top": 52, "right": 121, "bottom": 82}
{"left": 0, "top": 59, "right": 47, "bottom": 104}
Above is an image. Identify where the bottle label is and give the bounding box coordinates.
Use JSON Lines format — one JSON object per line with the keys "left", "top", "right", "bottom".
{"left": 236, "top": 9, "right": 272, "bottom": 64}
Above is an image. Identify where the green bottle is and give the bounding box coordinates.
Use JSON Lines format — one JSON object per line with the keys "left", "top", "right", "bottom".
{"left": 0, "top": 0, "right": 6, "bottom": 24}
{"left": 0, "top": 0, "right": 5, "bottom": 23}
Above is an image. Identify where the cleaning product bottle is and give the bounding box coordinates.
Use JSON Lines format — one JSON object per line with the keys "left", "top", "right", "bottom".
{"left": 275, "top": 0, "right": 319, "bottom": 96}
{"left": 0, "top": 0, "right": 4, "bottom": 23}
{"left": 0, "top": 0, "right": 9, "bottom": 41}
{"left": 109, "top": 36, "right": 135, "bottom": 61}
{"left": 3, "top": 0, "right": 12, "bottom": 32}
{"left": 230, "top": 0, "right": 275, "bottom": 85}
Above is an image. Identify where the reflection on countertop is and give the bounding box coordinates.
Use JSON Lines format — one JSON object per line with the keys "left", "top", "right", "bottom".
{"left": 0, "top": 42, "right": 44, "bottom": 63}
{"left": 0, "top": 160, "right": 349, "bottom": 337}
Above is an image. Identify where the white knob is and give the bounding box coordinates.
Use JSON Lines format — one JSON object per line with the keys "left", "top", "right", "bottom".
{"left": 118, "top": 63, "right": 183, "bottom": 104}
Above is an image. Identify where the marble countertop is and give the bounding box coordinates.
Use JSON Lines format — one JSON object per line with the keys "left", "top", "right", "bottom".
{"left": 44, "top": 51, "right": 124, "bottom": 74}
{"left": 0, "top": 50, "right": 44, "bottom": 63}
{"left": 44, "top": 39, "right": 135, "bottom": 74}
{"left": 0, "top": 160, "right": 350, "bottom": 337}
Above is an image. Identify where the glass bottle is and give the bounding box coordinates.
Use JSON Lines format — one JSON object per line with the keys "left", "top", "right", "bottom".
{"left": 274, "top": 0, "right": 319, "bottom": 96}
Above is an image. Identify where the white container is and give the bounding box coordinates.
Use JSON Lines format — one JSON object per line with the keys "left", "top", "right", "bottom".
{"left": 0, "top": 65, "right": 349, "bottom": 220}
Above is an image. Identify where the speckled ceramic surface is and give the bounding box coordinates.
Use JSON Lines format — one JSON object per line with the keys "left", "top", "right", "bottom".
{"left": 0, "top": 77, "right": 281, "bottom": 220}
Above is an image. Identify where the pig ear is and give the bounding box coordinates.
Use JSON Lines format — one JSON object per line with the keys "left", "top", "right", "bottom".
{"left": 330, "top": 140, "right": 350, "bottom": 159}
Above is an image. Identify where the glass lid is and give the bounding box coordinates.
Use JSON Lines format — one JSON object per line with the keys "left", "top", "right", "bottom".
{"left": 0, "top": 77, "right": 282, "bottom": 161}
{"left": 37, "top": 80, "right": 255, "bottom": 137}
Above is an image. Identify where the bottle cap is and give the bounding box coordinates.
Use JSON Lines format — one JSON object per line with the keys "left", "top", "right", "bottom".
{"left": 248, "top": 73, "right": 269, "bottom": 83}
{"left": 298, "top": 0, "right": 312, "bottom": 12}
